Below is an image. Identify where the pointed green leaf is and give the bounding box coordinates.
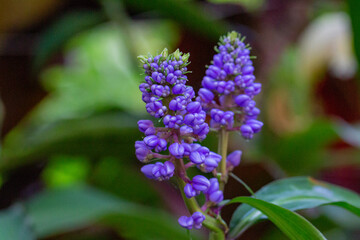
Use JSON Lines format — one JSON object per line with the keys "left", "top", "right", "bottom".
{"left": 348, "top": 0, "right": 360, "bottom": 76}
{"left": 229, "top": 177, "right": 360, "bottom": 238}
{"left": 0, "top": 205, "right": 35, "bottom": 240}
{"left": 25, "top": 185, "right": 200, "bottom": 240}
{"left": 228, "top": 197, "right": 326, "bottom": 240}
{"left": 0, "top": 112, "right": 141, "bottom": 171}
{"left": 33, "top": 11, "right": 107, "bottom": 70}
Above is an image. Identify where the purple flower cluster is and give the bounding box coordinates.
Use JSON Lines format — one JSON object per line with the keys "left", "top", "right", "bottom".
{"left": 138, "top": 49, "right": 208, "bottom": 140}
{"left": 197, "top": 31, "right": 263, "bottom": 139}
{"left": 178, "top": 212, "right": 206, "bottom": 230}
{"left": 135, "top": 34, "right": 260, "bottom": 232}
{"left": 136, "top": 49, "right": 225, "bottom": 230}
{"left": 136, "top": 50, "right": 219, "bottom": 172}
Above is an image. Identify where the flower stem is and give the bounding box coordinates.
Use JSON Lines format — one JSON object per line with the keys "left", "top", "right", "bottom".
{"left": 218, "top": 128, "right": 229, "bottom": 190}
{"left": 176, "top": 176, "right": 201, "bottom": 212}
{"left": 209, "top": 231, "right": 225, "bottom": 240}
{"left": 175, "top": 160, "right": 225, "bottom": 240}
{"left": 229, "top": 172, "right": 256, "bottom": 197}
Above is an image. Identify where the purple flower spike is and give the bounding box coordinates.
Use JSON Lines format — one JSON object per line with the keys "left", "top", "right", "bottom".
{"left": 169, "top": 143, "right": 185, "bottom": 159}
{"left": 178, "top": 216, "right": 193, "bottom": 230}
{"left": 192, "top": 212, "right": 205, "bottom": 229}
{"left": 184, "top": 183, "right": 197, "bottom": 198}
{"left": 192, "top": 175, "right": 210, "bottom": 191}
{"left": 197, "top": 31, "right": 263, "bottom": 140}
{"left": 227, "top": 150, "right": 242, "bottom": 168}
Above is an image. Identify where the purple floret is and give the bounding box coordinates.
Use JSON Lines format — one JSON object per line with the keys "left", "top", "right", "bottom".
{"left": 178, "top": 216, "right": 194, "bottom": 230}
{"left": 226, "top": 150, "right": 242, "bottom": 168}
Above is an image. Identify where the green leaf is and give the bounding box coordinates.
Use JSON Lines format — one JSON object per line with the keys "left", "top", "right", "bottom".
{"left": 260, "top": 120, "right": 338, "bottom": 175}
{"left": 229, "top": 177, "right": 360, "bottom": 238}
{"left": 0, "top": 112, "right": 141, "bottom": 172}
{"left": 38, "top": 24, "right": 144, "bottom": 120}
{"left": 121, "top": 0, "right": 227, "bottom": 40}
{"left": 0, "top": 205, "right": 35, "bottom": 240}
{"left": 347, "top": 0, "right": 360, "bottom": 76}
{"left": 0, "top": 98, "right": 4, "bottom": 156}
{"left": 91, "top": 157, "right": 161, "bottom": 206}
{"left": 33, "top": 11, "right": 107, "bottom": 70}
{"left": 25, "top": 185, "right": 201, "bottom": 240}
{"left": 227, "top": 197, "right": 326, "bottom": 240}
{"left": 208, "top": 0, "right": 264, "bottom": 12}
{"left": 42, "top": 155, "right": 91, "bottom": 188}
{"left": 335, "top": 121, "right": 360, "bottom": 148}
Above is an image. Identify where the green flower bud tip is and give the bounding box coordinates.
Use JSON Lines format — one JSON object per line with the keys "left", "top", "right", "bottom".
{"left": 182, "top": 53, "right": 190, "bottom": 63}
{"left": 161, "top": 48, "right": 169, "bottom": 58}
{"left": 173, "top": 49, "right": 181, "bottom": 60}
{"left": 229, "top": 31, "right": 238, "bottom": 41}
{"left": 137, "top": 55, "right": 147, "bottom": 63}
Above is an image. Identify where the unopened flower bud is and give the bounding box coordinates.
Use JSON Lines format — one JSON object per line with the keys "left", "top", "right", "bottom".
{"left": 169, "top": 143, "right": 185, "bottom": 159}
{"left": 178, "top": 216, "right": 193, "bottom": 230}
{"left": 184, "top": 183, "right": 197, "bottom": 198}
{"left": 192, "top": 175, "right": 210, "bottom": 191}
{"left": 227, "top": 150, "right": 242, "bottom": 168}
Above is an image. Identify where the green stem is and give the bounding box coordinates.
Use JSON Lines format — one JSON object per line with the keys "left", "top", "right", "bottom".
{"left": 229, "top": 172, "right": 256, "bottom": 197}
{"left": 218, "top": 128, "right": 229, "bottom": 190}
{"left": 203, "top": 217, "right": 226, "bottom": 240}
{"left": 209, "top": 230, "right": 226, "bottom": 240}
{"left": 175, "top": 160, "right": 225, "bottom": 240}
{"left": 176, "top": 176, "right": 201, "bottom": 213}
{"left": 187, "top": 229, "right": 192, "bottom": 240}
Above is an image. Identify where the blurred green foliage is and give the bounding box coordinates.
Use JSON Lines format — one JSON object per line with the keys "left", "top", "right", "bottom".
{"left": 0, "top": 8, "right": 195, "bottom": 239}
{"left": 208, "top": 0, "right": 264, "bottom": 12}
{"left": 1, "top": 0, "right": 360, "bottom": 239}
{"left": 42, "top": 155, "right": 91, "bottom": 188}
{"left": 0, "top": 205, "right": 34, "bottom": 240}
{"left": 347, "top": 0, "right": 360, "bottom": 77}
